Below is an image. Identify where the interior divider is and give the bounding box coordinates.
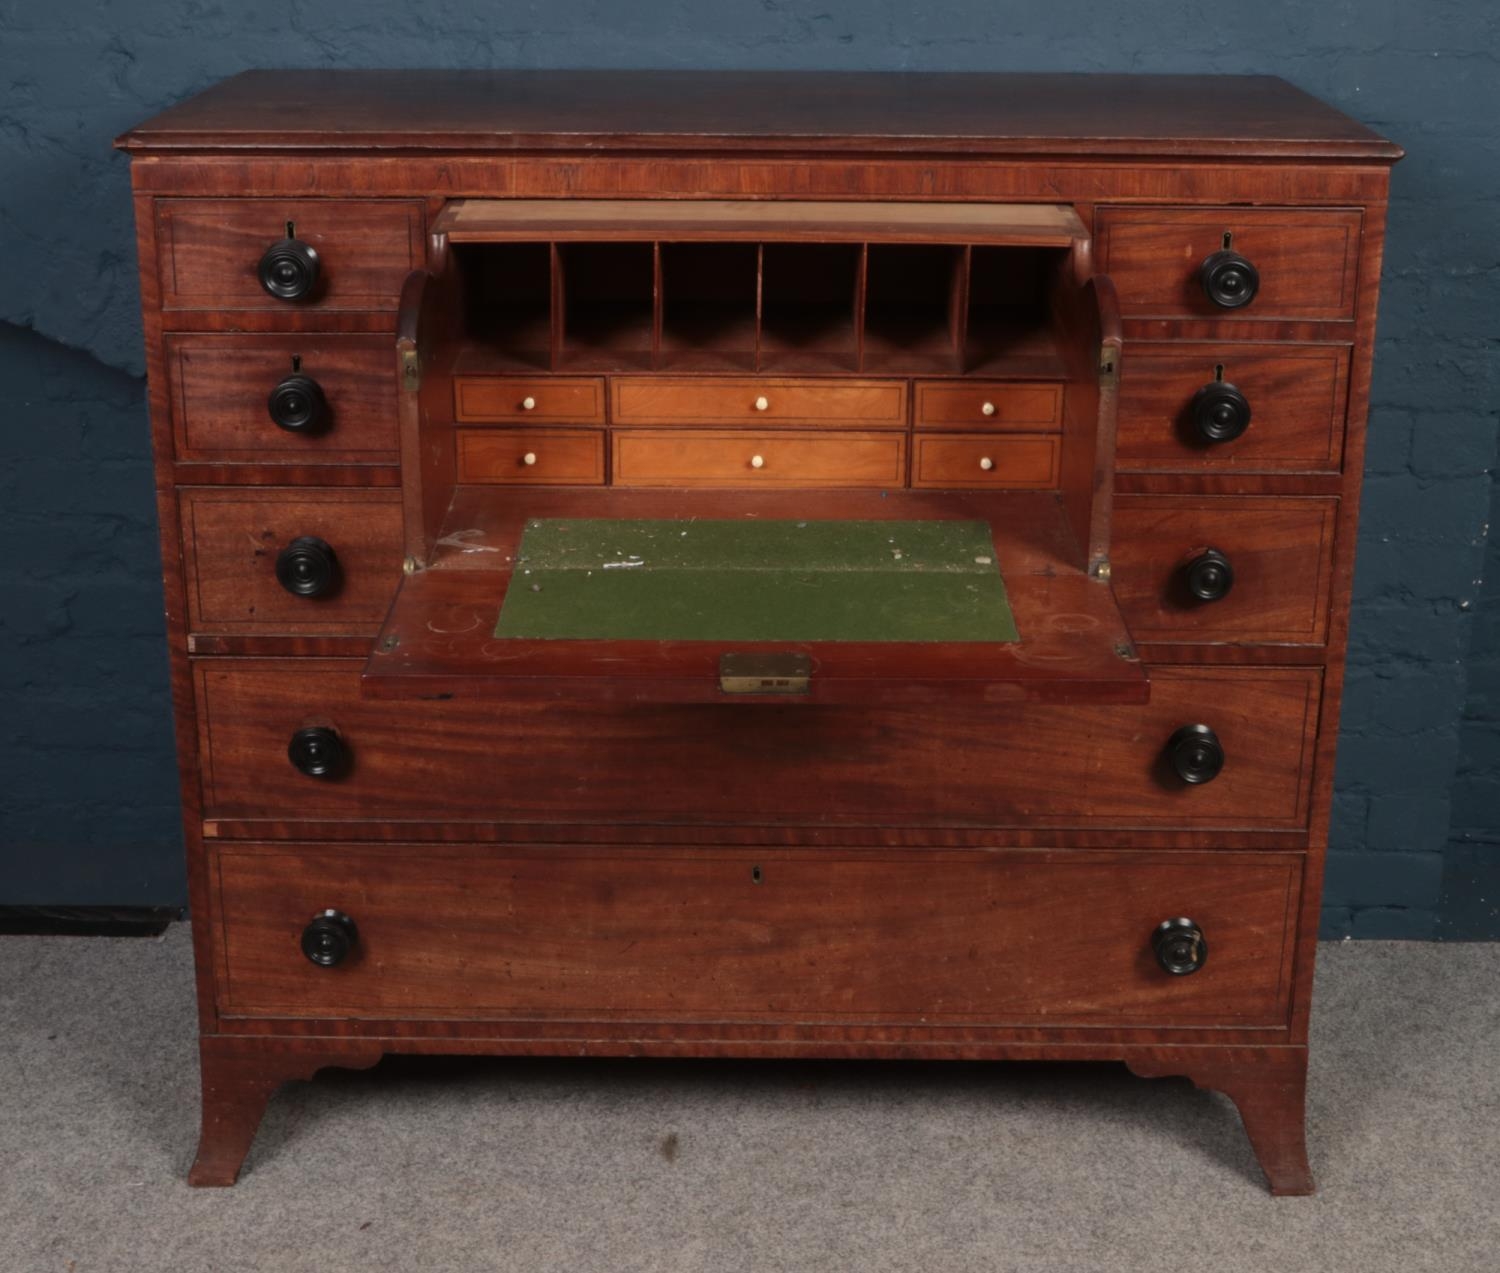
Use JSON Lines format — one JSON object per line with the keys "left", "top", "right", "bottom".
{"left": 853, "top": 243, "right": 868, "bottom": 373}
{"left": 548, "top": 242, "right": 563, "bottom": 373}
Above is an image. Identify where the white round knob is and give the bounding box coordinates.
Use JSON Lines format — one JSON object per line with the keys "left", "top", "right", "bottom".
{"left": 521, "top": 396, "right": 536, "bottom": 411}
{"left": 979, "top": 456, "right": 995, "bottom": 471}
{"left": 981, "top": 401, "right": 996, "bottom": 417}
{"left": 522, "top": 451, "right": 537, "bottom": 466}
{"left": 750, "top": 454, "right": 765, "bottom": 469}
{"left": 754, "top": 395, "right": 769, "bottom": 412}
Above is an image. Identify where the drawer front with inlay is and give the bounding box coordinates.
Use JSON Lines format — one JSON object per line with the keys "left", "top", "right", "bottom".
{"left": 456, "top": 429, "right": 606, "bottom": 484}
{"left": 196, "top": 662, "right": 1320, "bottom": 831}
{"left": 156, "top": 199, "right": 425, "bottom": 311}
{"left": 612, "top": 429, "right": 907, "bottom": 487}
{"left": 1116, "top": 343, "right": 1350, "bottom": 472}
{"left": 611, "top": 377, "right": 907, "bottom": 426}
{"left": 454, "top": 377, "right": 607, "bottom": 424}
{"left": 180, "top": 489, "right": 403, "bottom": 634}
{"left": 913, "top": 381, "right": 1063, "bottom": 431}
{"left": 1112, "top": 496, "right": 1337, "bottom": 646}
{"left": 167, "top": 335, "right": 400, "bottom": 464}
{"left": 911, "top": 434, "right": 1060, "bottom": 489}
{"left": 1096, "top": 206, "right": 1362, "bottom": 321}
{"left": 214, "top": 842, "right": 1298, "bottom": 1027}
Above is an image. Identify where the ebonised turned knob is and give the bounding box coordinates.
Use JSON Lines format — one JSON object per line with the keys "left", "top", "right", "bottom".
{"left": 287, "top": 725, "right": 347, "bottom": 779}
{"left": 301, "top": 909, "right": 358, "bottom": 967}
{"left": 267, "top": 373, "right": 329, "bottom": 434}
{"left": 275, "top": 536, "right": 340, "bottom": 598}
{"left": 1189, "top": 381, "right": 1252, "bottom": 443}
{"left": 1199, "top": 249, "right": 1259, "bottom": 310}
{"left": 1184, "top": 548, "right": 1235, "bottom": 602}
{"left": 1152, "top": 917, "right": 1208, "bottom": 976}
{"left": 258, "top": 237, "right": 321, "bottom": 301}
{"left": 1167, "top": 724, "right": 1225, "bottom": 785}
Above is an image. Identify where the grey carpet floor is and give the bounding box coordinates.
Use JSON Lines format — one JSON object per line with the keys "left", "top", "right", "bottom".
{"left": 0, "top": 928, "right": 1496, "bottom": 1273}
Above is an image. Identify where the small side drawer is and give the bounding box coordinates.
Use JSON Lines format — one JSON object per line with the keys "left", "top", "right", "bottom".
{"left": 156, "top": 199, "right": 425, "bottom": 312}
{"left": 456, "top": 429, "right": 606, "bottom": 485}
{"left": 179, "top": 488, "right": 403, "bottom": 634}
{"left": 1116, "top": 342, "right": 1350, "bottom": 473}
{"left": 913, "top": 381, "right": 1063, "bottom": 431}
{"left": 611, "top": 429, "right": 907, "bottom": 488}
{"left": 911, "top": 434, "right": 1060, "bottom": 489}
{"left": 611, "top": 377, "right": 907, "bottom": 426}
{"left": 166, "top": 335, "right": 399, "bottom": 464}
{"left": 212, "top": 842, "right": 1297, "bottom": 1028}
{"left": 454, "top": 377, "right": 606, "bottom": 424}
{"left": 1096, "top": 206, "right": 1362, "bottom": 320}
{"left": 1111, "top": 495, "right": 1337, "bottom": 645}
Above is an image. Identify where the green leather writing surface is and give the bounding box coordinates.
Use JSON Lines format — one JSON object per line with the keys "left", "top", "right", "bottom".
{"left": 495, "top": 519, "right": 1018, "bottom": 643}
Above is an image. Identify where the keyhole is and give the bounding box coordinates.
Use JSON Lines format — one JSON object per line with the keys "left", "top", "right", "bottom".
{"left": 1222, "top": 231, "right": 1233, "bottom": 249}
{"left": 1214, "top": 362, "right": 1225, "bottom": 382}
{"left": 751, "top": 865, "right": 763, "bottom": 885}
{"left": 291, "top": 354, "right": 302, "bottom": 372}
{"left": 286, "top": 220, "right": 296, "bottom": 239}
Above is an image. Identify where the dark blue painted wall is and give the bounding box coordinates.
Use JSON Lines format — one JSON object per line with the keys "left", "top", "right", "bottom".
{"left": 2, "top": 3, "right": 1496, "bottom": 934}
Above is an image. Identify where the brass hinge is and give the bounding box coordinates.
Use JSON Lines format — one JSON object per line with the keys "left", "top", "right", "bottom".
{"left": 1098, "top": 345, "right": 1119, "bottom": 387}
{"left": 1090, "top": 557, "right": 1112, "bottom": 582}
{"left": 399, "top": 347, "right": 421, "bottom": 391}
{"left": 719, "top": 652, "right": 811, "bottom": 695}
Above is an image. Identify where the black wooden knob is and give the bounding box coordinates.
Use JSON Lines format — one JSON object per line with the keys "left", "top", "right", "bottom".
{"left": 258, "top": 238, "right": 321, "bottom": 301}
{"left": 1152, "top": 917, "right": 1208, "bottom": 976}
{"left": 268, "top": 373, "right": 329, "bottom": 434}
{"left": 301, "top": 910, "right": 358, "bottom": 967}
{"left": 1199, "top": 249, "right": 1260, "bottom": 310}
{"left": 275, "top": 536, "right": 340, "bottom": 598}
{"left": 1190, "top": 381, "right": 1252, "bottom": 443}
{"left": 1184, "top": 548, "right": 1235, "bottom": 602}
{"left": 287, "top": 725, "right": 347, "bottom": 779}
{"left": 1167, "top": 724, "right": 1224, "bottom": 785}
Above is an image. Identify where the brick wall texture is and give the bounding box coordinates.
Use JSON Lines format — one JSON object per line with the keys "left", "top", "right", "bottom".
{"left": 2, "top": 3, "right": 1495, "bottom": 933}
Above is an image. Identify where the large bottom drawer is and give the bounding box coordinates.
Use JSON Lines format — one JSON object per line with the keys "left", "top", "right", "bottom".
{"left": 213, "top": 843, "right": 1301, "bottom": 1027}
{"left": 195, "top": 661, "right": 1321, "bottom": 831}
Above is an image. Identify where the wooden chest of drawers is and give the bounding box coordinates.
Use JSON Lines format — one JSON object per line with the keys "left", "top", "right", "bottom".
{"left": 117, "top": 70, "right": 1400, "bottom": 1193}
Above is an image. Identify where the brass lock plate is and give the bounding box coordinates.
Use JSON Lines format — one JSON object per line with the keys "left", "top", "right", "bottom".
{"left": 718, "top": 652, "right": 811, "bottom": 695}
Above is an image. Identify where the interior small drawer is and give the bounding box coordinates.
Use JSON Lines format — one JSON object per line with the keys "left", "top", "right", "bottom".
{"left": 1111, "top": 495, "right": 1337, "bottom": 646}
{"left": 913, "top": 381, "right": 1063, "bottom": 430}
{"left": 611, "top": 429, "right": 907, "bottom": 488}
{"left": 212, "top": 842, "right": 1298, "bottom": 1029}
{"left": 454, "top": 377, "right": 606, "bottom": 424}
{"left": 1116, "top": 342, "right": 1350, "bottom": 473}
{"left": 456, "top": 428, "right": 606, "bottom": 484}
{"left": 179, "top": 488, "right": 403, "bottom": 635}
{"left": 610, "top": 377, "right": 907, "bottom": 426}
{"left": 911, "top": 434, "right": 1060, "bottom": 489}
{"left": 195, "top": 662, "right": 1320, "bottom": 831}
{"left": 1095, "top": 206, "right": 1362, "bottom": 320}
{"left": 166, "top": 335, "right": 400, "bottom": 464}
{"left": 155, "top": 198, "right": 425, "bottom": 312}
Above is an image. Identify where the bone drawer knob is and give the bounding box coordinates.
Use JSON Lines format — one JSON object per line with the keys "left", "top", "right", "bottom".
{"left": 521, "top": 396, "right": 536, "bottom": 410}
{"left": 522, "top": 452, "right": 537, "bottom": 466}
{"left": 754, "top": 395, "right": 769, "bottom": 411}
{"left": 981, "top": 401, "right": 996, "bottom": 416}
{"left": 979, "top": 456, "right": 995, "bottom": 471}
{"left": 750, "top": 454, "right": 765, "bottom": 469}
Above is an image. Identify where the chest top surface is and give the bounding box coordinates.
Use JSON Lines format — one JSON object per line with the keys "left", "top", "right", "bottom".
{"left": 114, "top": 69, "right": 1401, "bottom": 160}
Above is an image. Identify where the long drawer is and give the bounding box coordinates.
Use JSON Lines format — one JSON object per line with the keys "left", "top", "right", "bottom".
{"left": 610, "top": 377, "right": 907, "bottom": 426}
{"left": 213, "top": 842, "right": 1300, "bottom": 1027}
{"left": 195, "top": 662, "right": 1320, "bottom": 831}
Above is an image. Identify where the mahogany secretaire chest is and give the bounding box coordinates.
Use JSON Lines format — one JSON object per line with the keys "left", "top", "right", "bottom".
{"left": 115, "top": 71, "right": 1401, "bottom": 1192}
